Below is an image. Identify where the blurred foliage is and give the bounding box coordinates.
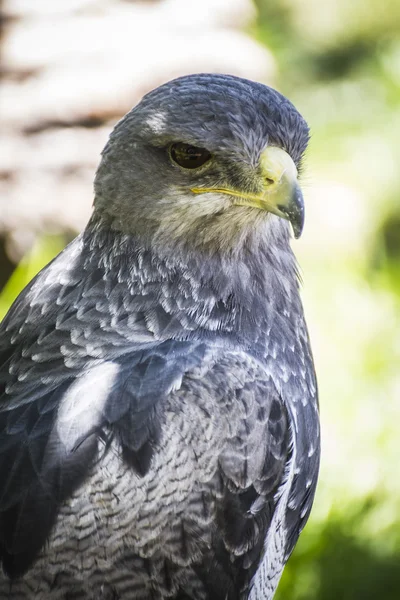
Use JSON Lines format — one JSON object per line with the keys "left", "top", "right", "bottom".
{"left": 1, "top": 0, "right": 400, "bottom": 598}
{"left": 279, "top": 498, "right": 400, "bottom": 600}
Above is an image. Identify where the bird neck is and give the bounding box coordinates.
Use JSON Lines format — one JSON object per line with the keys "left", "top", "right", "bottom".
{"left": 84, "top": 214, "right": 303, "bottom": 353}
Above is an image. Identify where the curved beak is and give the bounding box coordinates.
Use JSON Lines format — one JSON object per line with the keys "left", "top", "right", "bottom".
{"left": 258, "top": 146, "right": 304, "bottom": 238}
{"left": 191, "top": 146, "right": 305, "bottom": 238}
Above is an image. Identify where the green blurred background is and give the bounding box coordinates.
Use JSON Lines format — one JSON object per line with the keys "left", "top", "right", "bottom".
{"left": 1, "top": 0, "right": 400, "bottom": 598}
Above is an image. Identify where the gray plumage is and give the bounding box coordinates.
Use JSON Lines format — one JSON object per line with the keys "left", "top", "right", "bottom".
{"left": 0, "top": 74, "right": 320, "bottom": 599}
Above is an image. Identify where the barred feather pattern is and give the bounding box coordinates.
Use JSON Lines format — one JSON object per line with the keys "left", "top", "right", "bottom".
{"left": 0, "top": 217, "right": 319, "bottom": 599}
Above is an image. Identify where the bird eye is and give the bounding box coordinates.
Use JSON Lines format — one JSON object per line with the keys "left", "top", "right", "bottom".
{"left": 169, "top": 143, "right": 212, "bottom": 169}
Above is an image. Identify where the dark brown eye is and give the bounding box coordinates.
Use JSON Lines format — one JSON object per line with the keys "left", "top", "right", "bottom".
{"left": 170, "top": 142, "right": 212, "bottom": 169}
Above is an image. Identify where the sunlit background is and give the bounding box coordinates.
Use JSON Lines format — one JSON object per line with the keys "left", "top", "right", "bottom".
{"left": 1, "top": 1, "right": 400, "bottom": 598}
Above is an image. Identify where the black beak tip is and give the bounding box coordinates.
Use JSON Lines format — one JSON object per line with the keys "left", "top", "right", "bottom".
{"left": 292, "top": 208, "right": 304, "bottom": 239}
{"left": 277, "top": 187, "right": 305, "bottom": 239}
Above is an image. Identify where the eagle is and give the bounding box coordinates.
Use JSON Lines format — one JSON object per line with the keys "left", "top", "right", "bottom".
{"left": 0, "top": 74, "right": 320, "bottom": 600}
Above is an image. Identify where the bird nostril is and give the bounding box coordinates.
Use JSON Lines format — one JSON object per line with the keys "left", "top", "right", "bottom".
{"left": 265, "top": 177, "right": 275, "bottom": 185}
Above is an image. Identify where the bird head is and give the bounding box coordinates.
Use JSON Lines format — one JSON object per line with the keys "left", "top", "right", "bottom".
{"left": 94, "top": 74, "right": 309, "bottom": 254}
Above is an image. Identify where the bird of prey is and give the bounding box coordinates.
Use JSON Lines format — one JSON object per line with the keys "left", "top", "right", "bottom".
{"left": 0, "top": 74, "right": 320, "bottom": 600}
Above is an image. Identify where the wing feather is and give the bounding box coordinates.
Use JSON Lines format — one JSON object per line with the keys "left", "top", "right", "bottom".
{"left": 0, "top": 240, "right": 210, "bottom": 578}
